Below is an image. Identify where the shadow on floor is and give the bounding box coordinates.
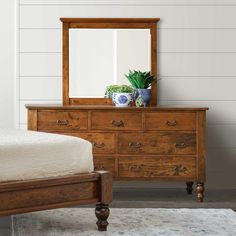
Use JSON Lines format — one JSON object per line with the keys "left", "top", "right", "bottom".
{"left": 111, "top": 188, "right": 236, "bottom": 210}
{"left": 1, "top": 188, "right": 236, "bottom": 235}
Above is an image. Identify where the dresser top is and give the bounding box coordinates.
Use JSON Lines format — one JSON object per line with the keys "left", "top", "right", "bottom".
{"left": 26, "top": 104, "right": 208, "bottom": 111}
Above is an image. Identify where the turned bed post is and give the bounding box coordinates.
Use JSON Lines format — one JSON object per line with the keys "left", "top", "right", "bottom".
{"left": 95, "top": 171, "right": 112, "bottom": 231}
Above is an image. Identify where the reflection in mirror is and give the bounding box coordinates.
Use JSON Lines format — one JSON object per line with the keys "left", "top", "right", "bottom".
{"left": 69, "top": 29, "right": 151, "bottom": 98}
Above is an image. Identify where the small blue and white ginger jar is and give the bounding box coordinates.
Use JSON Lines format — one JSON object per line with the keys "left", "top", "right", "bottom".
{"left": 137, "top": 89, "right": 151, "bottom": 107}
{"left": 112, "top": 93, "right": 133, "bottom": 107}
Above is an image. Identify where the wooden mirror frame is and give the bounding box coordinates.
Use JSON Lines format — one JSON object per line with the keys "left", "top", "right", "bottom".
{"left": 60, "top": 18, "right": 160, "bottom": 106}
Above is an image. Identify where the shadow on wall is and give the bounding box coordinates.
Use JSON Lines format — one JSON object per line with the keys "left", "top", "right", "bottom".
{"left": 156, "top": 103, "right": 236, "bottom": 189}
{"left": 206, "top": 125, "right": 236, "bottom": 189}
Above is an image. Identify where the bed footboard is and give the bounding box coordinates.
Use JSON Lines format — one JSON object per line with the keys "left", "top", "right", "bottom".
{"left": 0, "top": 170, "right": 112, "bottom": 231}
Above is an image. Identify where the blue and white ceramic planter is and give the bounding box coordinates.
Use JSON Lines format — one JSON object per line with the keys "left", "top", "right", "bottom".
{"left": 137, "top": 89, "right": 151, "bottom": 107}
{"left": 112, "top": 92, "right": 133, "bottom": 107}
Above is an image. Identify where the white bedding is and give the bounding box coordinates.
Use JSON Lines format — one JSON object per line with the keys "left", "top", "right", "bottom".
{"left": 0, "top": 129, "right": 94, "bottom": 182}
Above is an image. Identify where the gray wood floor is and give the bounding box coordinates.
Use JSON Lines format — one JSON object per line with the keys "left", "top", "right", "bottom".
{"left": 1, "top": 188, "right": 236, "bottom": 236}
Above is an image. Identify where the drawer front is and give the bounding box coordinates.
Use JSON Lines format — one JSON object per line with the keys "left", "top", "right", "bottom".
{"left": 64, "top": 133, "right": 115, "bottom": 154}
{"left": 145, "top": 112, "right": 196, "bottom": 131}
{"left": 91, "top": 112, "right": 142, "bottom": 130}
{"left": 119, "top": 156, "right": 196, "bottom": 178}
{"left": 38, "top": 111, "right": 88, "bottom": 131}
{"left": 94, "top": 156, "right": 116, "bottom": 177}
{"left": 118, "top": 132, "right": 196, "bottom": 155}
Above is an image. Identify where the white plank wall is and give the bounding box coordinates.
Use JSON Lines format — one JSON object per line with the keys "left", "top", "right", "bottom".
{"left": 18, "top": 0, "right": 236, "bottom": 189}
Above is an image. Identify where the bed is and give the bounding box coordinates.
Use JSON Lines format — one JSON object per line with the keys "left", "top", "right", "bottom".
{"left": 0, "top": 129, "right": 112, "bottom": 231}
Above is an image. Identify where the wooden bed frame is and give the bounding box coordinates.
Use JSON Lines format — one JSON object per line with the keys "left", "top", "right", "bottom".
{"left": 0, "top": 170, "right": 112, "bottom": 231}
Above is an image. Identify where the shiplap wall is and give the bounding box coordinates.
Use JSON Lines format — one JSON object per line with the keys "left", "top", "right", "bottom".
{"left": 18, "top": 0, "right": 236, "bottom": 189}
{"left": 0, "top": 0, "right": 15, "bottom": 128}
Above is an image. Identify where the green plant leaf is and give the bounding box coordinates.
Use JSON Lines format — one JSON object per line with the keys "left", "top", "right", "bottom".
{"left": 124, "top": 69, "right": 156, "bottom": 89}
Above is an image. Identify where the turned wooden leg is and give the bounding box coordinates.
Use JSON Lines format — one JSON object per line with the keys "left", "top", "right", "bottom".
{"left": 95, "top": 203, "right": 110, "bottom": 231}
{"left": 196, "top": 182, "right": 205, "bottom": 202}
{"left": 186, "top": 182, "right": 194, "bottom": 194}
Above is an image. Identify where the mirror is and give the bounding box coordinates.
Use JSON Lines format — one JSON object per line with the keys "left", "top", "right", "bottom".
{"left": 60, "top": 18, "right": 159, "bottom": 105}
{"left": 69, "top": 29, "right": 151, "bottom": 98}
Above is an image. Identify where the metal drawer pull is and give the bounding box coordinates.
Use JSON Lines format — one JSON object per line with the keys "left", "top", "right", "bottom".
{"left": 129, "top": 142, "right": 142, "bottom": 149}
{"left": 95, "top": 165, "right": 105, "bottom": 171}
{"left": 111, "top": 120, "right": 124, "bottom": 127}
{"left": 57, "top": 119, "right": 69, "bottom": 126}
{"left": 175, "top": 143, "right": 187, "bottom": 148}
{"left": 166, "top": 120, "right": 177, "bottom": 126}
{"left": 129, "top": 165, "right": 143, "bottom": 172}
{"left": 93, "top": 142, "right": 105, "bottom": 148}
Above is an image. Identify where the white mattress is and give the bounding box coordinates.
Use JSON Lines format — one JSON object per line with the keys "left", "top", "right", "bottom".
{"left": 0, "top": 129, "right": 94, "bottom": 182}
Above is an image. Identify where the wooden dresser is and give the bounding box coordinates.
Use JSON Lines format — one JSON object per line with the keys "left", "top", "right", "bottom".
{"left": 27, "top": 105, "right": 208, "bottom": 202}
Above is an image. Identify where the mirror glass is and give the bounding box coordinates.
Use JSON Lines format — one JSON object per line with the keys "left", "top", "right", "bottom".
{"left": 69, "top": 29, "right": 151, "bottom": 98}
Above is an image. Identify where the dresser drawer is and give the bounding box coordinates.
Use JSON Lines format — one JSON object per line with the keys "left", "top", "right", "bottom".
{"left": 145, "top": 112, "right": 196, "bottom": 131}
{"left": 94, "top": 156, "right": 116, "bottom": 177}
{"left": 91, "top": 112, "right": 142, "bottom": 131}
{"left": 64, "top": 133, "right": 115, "bottom": 154}
{"left": 38, "top": 111, "right": 88, "bottom": 131}
{"left": 119, "top": 156, "right": 196, "bottom": 178}
{"left": 118, "top": 132, "right": 196, "bottom": 155}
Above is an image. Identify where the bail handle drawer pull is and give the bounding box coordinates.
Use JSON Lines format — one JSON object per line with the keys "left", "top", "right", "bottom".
{"left": 95, "top": 165, "right": 105, "bottom": 171}
{"left": 175, "top": 143, "right": 187, "bottom": 148}
{"left": 93, "top": 142, "right": 105, "bottom": 148}
{"left": 166, "top": 120, "right": 177, "bottom": 126}
{"left": 129, "top": 165, "right": 143, "bottom": 172}
{"left": 111, "top": 120, "right": 124, "bottom": 127}
{"left": 129, "top": 142, "right": 142, "bottom": 149}
{"left": 57, "top": 119, "right": 69, "bottom": 126}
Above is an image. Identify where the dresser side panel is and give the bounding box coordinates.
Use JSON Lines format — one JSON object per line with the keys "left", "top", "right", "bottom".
{"left": 27, "top": 109, "right": 38, "bottom": 131}
{"left": 196, "top": 111, "right": 206, "bottom": 182}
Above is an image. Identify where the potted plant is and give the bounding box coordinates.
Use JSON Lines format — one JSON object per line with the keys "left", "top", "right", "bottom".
{"left": 104, "top": 84, "right": 134, "bottom": 107}
{"left": 125, "top": 70, "right": 156, "bottom": 107}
